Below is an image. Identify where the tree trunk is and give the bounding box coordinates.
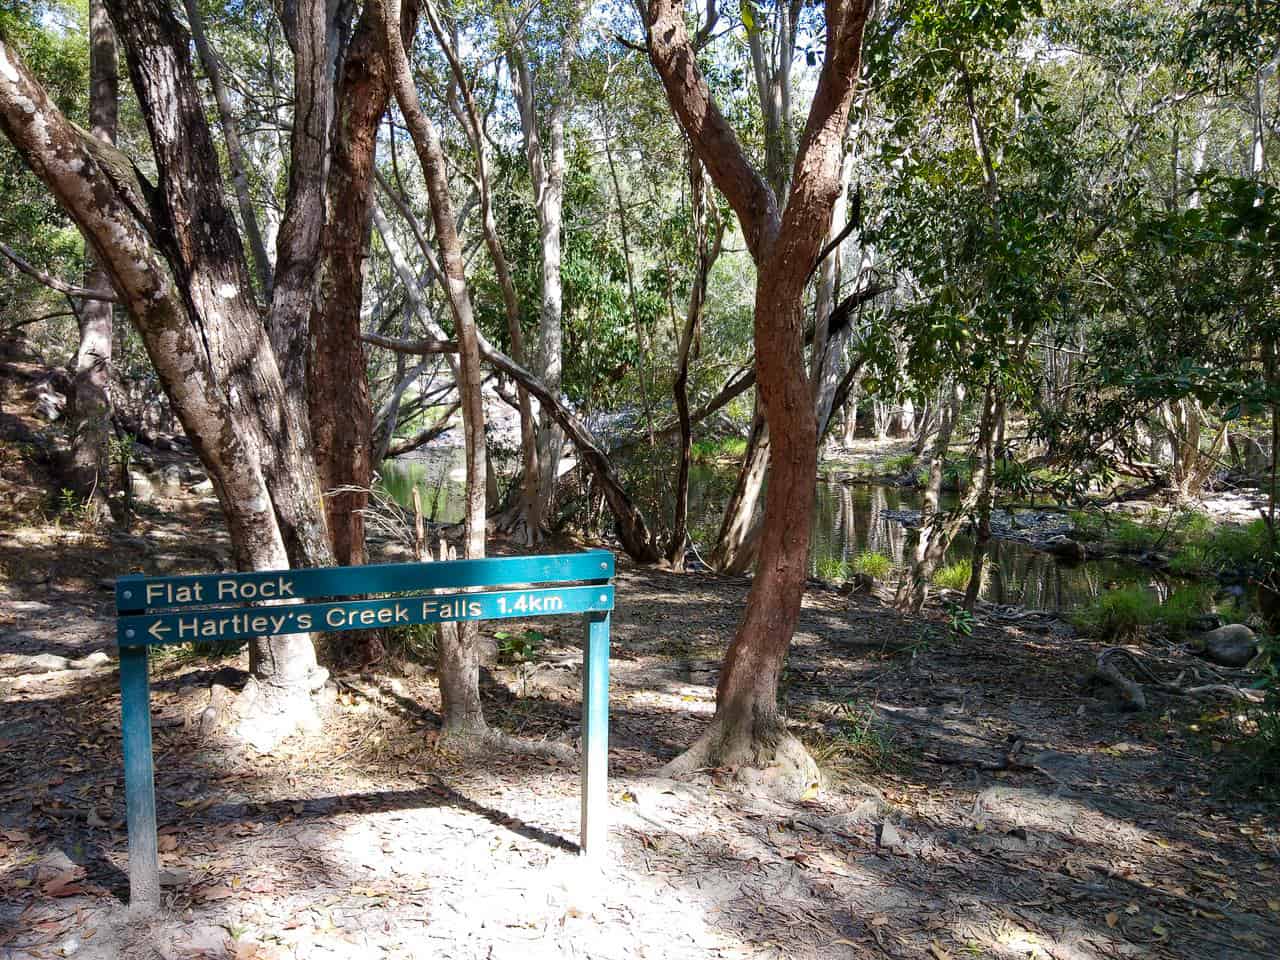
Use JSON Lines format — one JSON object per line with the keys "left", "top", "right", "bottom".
{"left": 183, "top": 0, "right": 272, "bottom": 298}
{"left": 963, "top": 390, "right": 1005, "bottom": 611}
{"left": 668, "top": 152, "right": 722, "bottom": 569}
{"left": 426, "top": 4, "right": 540, "bottom": 545}
{"left": 648, "top": 0, "right": 874, "bottom": 787}
{"left": 105, "top": 0, "right": 335, "bottom": 574}
{"left": 0, "top": 32, "right": 329, "bottom": 746}
{"left": 379, "top": 0, "right": 488, "bottom": 740}
{"left": 69, "top": 0, "right": 117, "bottom": 514}
{"left": 894, "top": 382, "right": 963, "bottom": 613}
{"left": 509, "top": 17, "right": 579, "bottom": 528}
{"left": 710, "top": 411, "right": 770, "bottom": 573}
{"left": 308, "top": 3, "right": 420, "bottom": 571}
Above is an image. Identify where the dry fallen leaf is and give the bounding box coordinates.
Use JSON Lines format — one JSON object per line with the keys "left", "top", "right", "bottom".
{"left": 1105, "top": 912, "right": 1119, "bottom": 929}
{"left": 929, "top": 940, "right": 952, "bottom": 960}
{"left": 158, "top": 835, "right": 179, "bottom": 853}
{"left": 194, "top": 883, "right": 234, "bottom": 902}
{"left": 41, "top": 869, "right": 84, "bottom": 897}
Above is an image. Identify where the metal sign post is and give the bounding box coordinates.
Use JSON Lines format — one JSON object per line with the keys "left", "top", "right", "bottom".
{"left": 113, "top": 550, "right": 615, "bottom": 910}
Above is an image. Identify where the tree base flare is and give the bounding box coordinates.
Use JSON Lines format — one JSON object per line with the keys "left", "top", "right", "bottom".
{"left": 230, "top": 667, "right": 329, "bottom": 752}
{"left": 658, "top": 720, "right": 821, "bottom": 800}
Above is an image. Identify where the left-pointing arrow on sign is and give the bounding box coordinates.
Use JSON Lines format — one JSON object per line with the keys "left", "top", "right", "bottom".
{"left": 148, "top": 621, "right": 171, "bottom": 642}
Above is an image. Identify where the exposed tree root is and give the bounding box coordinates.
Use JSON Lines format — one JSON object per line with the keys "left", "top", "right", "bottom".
{"left": 659, "top": 717, "right": 821, "bottom": 800}
{"left": 230, "top": 667, "right": 329, "bottom": 752}
{"left": 1090, "top": 646, "right": 1264, "bottom": 712}
{"left": 432, "top": 725, "right": 576, "bottom": 762}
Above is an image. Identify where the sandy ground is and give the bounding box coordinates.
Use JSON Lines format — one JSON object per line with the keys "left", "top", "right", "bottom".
{"left": 1, "top": 492, "right": 1279, "bottom": 960}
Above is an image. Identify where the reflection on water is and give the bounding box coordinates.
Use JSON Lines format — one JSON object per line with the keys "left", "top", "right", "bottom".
{"left": 811, "top": 482, "right": 1183, "bottom": 612}
{"left": 378, "top": 452, "right": 465, "bottom": 523}
{"left": 379, "top": 451, "right": 1182, "bottom": 613}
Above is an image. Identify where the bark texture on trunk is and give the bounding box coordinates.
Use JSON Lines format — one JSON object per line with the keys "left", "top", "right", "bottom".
{"left": 648, "top": 0, "right": 874, "bottom": 788}
{"left": 379, "top": 0, "right": 489, "bottom": 738}
{"left": 0, "top": 34, "right": 328, "bottom": 740}
{"left": 307, "top": 3, "right": 420, "bottom": 570}
{"left": 104, "top": 0, "right": 335, "bottom": 575}
{"left": 69, "top": 0, "right": 117, "bottom": 512}
{"left": 184, "top": 0, "right": 272, "bottom": 297}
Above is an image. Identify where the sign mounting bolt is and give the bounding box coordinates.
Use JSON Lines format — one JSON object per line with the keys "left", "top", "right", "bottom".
{"left": 125, "top": 628, "right": 135, "bottom": 639}
{"left": 123, "top": 590, "right": 132, "bottom": 599}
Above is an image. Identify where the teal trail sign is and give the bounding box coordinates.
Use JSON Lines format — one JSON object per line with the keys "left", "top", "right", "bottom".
{"left": 113, "top": 550, "right": 615, "bottom": 910}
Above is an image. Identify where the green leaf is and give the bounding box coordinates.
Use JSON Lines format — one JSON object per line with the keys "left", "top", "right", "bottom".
{"left": 740, "top": 0, "right": 756, "bottom": 35}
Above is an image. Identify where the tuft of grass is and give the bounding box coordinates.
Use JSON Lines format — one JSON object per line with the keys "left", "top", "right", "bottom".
{"left": 815, "top": 556, "right": 850, "bottom": 582}
{"left": 1072, "top": 585, "right": 1211, "bottom": 641}
{"left": 1111, "top": 517, "right": 1161, "bottom": 552}
{"left": 691, "top": 436, "right": 748, "bottom": 462}
{"left": 1167, "top": 543, "right": 1212, "bottom": 576}
{"left": 933, "top": 560, "right": 972, "bottom": 591}
{"left": 851, "top": 550, "right": 894, "bottom": 580}
{"left": 807, "top": 702, "right": 898, "bottom": 778}
{"left": 882, "top": 453, "right": 917, "bottom": 474}
{"left": 1069, "top": 509, "right": 1108, "bottom": 542}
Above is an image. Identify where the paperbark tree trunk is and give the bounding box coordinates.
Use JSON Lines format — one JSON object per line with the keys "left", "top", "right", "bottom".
{"left": 648, "top": 0, "right": 874, "bottom": 787}
{"left": 963, "top": 390, "right": 1005, "bottom": 611}
{"left": 508, "top": 8, "right": 582, "bottom": 527}
{"left": 69, "top": 0, "right": 117, "bottom": 514}
{"left": 0, "top": 29, "right": 329, "bottom": 745}
{"left": 379, "top": 0, "right": 488, "bottom": 739}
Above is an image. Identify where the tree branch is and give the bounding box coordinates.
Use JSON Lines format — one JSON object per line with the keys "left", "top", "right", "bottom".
{"left": 0, "top": 239, "right": 117, "bottom": 301}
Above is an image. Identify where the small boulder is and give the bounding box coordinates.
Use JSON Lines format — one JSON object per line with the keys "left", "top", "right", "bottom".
{"left": 1043, "top": 536, "right": 1087, "bottom": 564}
{"left": 127, "top": 469, "right": 155, "bottom": 502}
{"left": 1193, "top": 624, "right": 1259, "bottom": 668}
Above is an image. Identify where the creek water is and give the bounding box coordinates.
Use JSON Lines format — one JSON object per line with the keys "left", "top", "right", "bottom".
{"left": 378, "top": 449, "right": 1184, "bottom": 615}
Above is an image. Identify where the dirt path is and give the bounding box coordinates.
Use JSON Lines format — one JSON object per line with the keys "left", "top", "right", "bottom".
{"left": 2, "top": 416, "right": 1279, "bottom": 958}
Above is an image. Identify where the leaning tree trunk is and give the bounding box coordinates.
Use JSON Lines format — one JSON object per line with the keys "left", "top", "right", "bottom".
{"left": 69, "top": 0, "right": 118, "bottom": 515}
{"left": 380, "top": 0, "right": 489, "bottom": 740}
{"left": 648, "top": 0, "right": 874, "bottom": 787}
{"left": 0, "top": 34, "right": 329, "bottom": 744}
{"left": 426, "top": 2, "right": 540, "bottom": 545}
